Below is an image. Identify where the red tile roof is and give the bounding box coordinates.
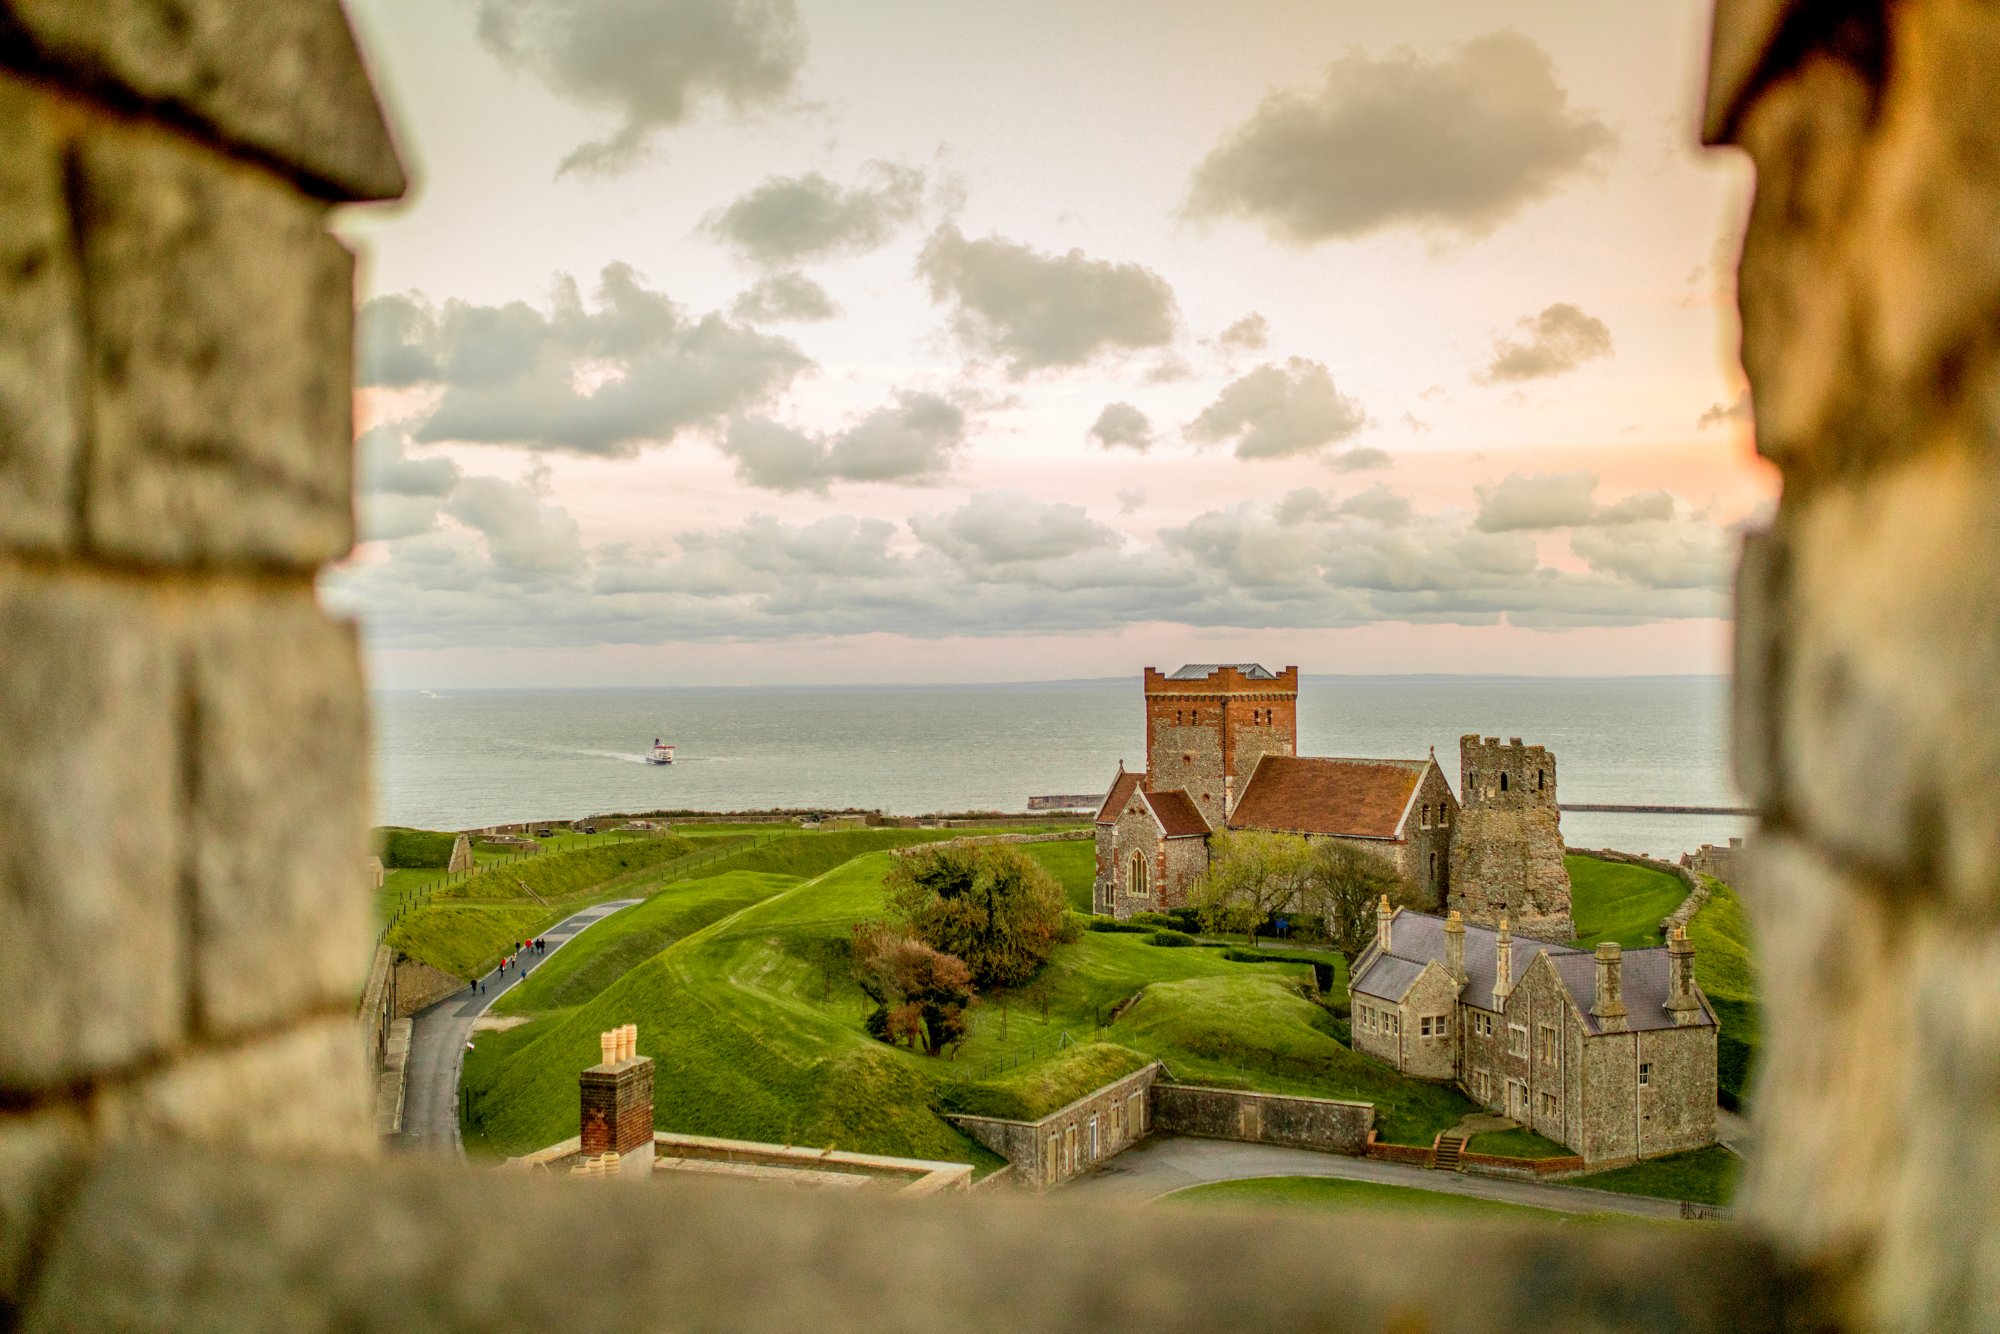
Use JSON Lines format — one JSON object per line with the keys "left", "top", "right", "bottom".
{"left": 1095, "top": 769, "right": 1144, "bottom": 824}
{"left": 1228, "top": 755, "right": 1429, "bottom": 839}
{"left": 1144, "top": 788, "right": 1211, "bottom": 838}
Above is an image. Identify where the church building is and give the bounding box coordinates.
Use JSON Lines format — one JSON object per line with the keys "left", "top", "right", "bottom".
{"left": 1093, "top": 664, "right": 1457, "bottom": 918}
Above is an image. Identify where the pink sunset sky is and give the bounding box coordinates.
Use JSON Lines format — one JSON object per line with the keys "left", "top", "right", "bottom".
{"left": 327, "top": 0, "right": 1773, "bottom": 687}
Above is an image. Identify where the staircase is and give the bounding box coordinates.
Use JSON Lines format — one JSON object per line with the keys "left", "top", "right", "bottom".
{"left": 1433, "top": 1133, "right": 1468, "bottom": 1172}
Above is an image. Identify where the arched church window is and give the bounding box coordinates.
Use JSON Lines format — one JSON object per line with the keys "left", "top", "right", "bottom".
{"left": 1129, "top": 852, "right": 1148, "bottom": 898}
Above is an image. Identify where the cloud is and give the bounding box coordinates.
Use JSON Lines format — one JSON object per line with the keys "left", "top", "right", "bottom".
{"left": 1329, "top": 446, "right": 1392, "bottom": 472}
{"left": 1116, "top": 488, "right": 1146, "bottom": 515}
{"left": 1186, "top": 31, "right": 1614, "bottom": 245}
{"left": 704, "top": 162, "right": 925, "bottom": 267}
{"left": 1186, "top": 358, "right": 1369, "bottom": 459}
{"left": 917, "top": 225, "right": 1178, "bottom": 375}
{"left": 911, "top": 492, "right": 1118, "bottom": 566}
{"left": 356, "top": 425, "right": 462, "bottom": 541}
{"left": 357, "top": 264, "right": 807, "bottom": 457}
{"left": 718, "top": 391, "right": 967, "bottom": 492}
{"left": 1088, "top": 401, "right": 1154, "bottom": 451}
{"left": 1217, "top": 313, "right": 1270, "bottom": 352}
{"left": 328, "top": 476, "right": 1730, "bottom": 650}
{"left": 732, "top": 271, "right": 839, "bottom": 322}
{"left": 1474, "top": 471, "right": 1675, "bottom": 532}
{"left": 1698, "top": 391, "right": 1752, "bottom": 429}
{"left": 474, "top": 0, "right": 806, "bottom": 175}
{"left": 1482, "top": 303, "right": 1613, "bottom": 382}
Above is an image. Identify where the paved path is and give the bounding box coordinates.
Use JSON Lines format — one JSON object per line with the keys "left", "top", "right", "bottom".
{"left": 396, "top": 899, "right": 641, "bottom": 1158}
{"left": 1062, "top": 1136, "right": 1689, "bottom": 1220}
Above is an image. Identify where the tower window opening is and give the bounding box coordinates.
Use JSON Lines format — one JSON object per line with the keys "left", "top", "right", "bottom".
{"left": 1537, "top": 769, "right": 1545, "bottom": 791}
{"left": 1500, "top": 772, "right": 1509, "bottom": 792}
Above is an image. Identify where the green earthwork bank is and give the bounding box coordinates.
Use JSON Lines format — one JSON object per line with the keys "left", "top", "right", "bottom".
{"left": 387, "top": 828, "right": 1752, "bottom": 1209}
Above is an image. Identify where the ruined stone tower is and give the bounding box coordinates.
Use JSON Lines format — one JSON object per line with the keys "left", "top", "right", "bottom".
{"left": 1143, "top": 664, "right": 1298, "bottom": 828}
{"left": 1447, "top": 735, "right": 1573, "bottom": 942}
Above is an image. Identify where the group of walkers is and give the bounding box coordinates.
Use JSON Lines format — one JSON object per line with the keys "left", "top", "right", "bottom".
{"left": 482, "top": 936, "right": 550, "bottom": 992}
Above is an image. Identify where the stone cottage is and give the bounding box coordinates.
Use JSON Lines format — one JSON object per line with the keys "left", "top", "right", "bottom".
{"left": 1091, "top": 664, "right": 1565, "bottom": 937}
{"left": 1348, "top": 904, "right": 1718, "bottom": 1166}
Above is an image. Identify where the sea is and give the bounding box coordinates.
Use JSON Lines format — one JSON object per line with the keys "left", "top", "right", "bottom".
{"left": 371, "top": 677, "right": 1752, "bottom": 860}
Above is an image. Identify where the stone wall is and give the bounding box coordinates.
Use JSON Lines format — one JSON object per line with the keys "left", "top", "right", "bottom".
{"left": 0, "top": 3, "right": 403, "bottom": 1316}
{"left": 1150, "top": 1083, "right": 1374, "bottom": 1154}
{"left": 951, "top": 1063, "right": 1161, "bottom": 1191}
{"left": 393, "top": 956, "right": 467, "bottom": 1018}
{"left": 1449, "top": 736, "right": 1572, "bottom": 941}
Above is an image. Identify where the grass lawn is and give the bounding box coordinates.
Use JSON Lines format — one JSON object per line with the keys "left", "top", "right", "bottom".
{"left": 387, "top": 903, "right": 555, "bottom": 980}
{"left": 492, "top": 871, "right": 801, "bottom": 1016}
{"left": 1164, "top": 1175, "right": 1559, "bottom": 1220}
{"left": 1019, "top": 839, "right": 1096, "bottom": 913}
{"left": 1467, "top": 1127, "right": 1573, "bottom": 1159}
{"left": 436, "top": 836, "right": 703, "bottom": 902}
{"left": 1570, "top": 1146, "right": 1739, "bottom": 1206}
{"left": 1687, "top": 875, "right": 1759, "bottom": 1109}
{"left": 1566, "top": 854, "right": 1688, "bottom": 950}
{"left": 943, "top": 1042, "right": 1152, "bottom": 1121}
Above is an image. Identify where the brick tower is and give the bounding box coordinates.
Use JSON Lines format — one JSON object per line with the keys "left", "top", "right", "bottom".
{"left": 1447, "top": 736, "right": 1573, "bottom": 941}
{"left": 1143, "top": 664, "right": 1298, "bottom": 828}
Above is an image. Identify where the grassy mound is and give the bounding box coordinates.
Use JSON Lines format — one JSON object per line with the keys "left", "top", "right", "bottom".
{"left": 1566, "top": 854, "right": 1688, "bottom": 949}
{"left": 439, "top": 836, "right": 702, "bottom": 901}
{"left": 1571, "top": 1146, "right": 1739, "bottom": 1206}
{"left": 387, "top": 903, "right": 551, "bottom": 980}
{"left": 945, "top": 1043, "right": 1151, "bottom": 1121}
{"left": 378, "top": 826, "right": 457, "bottom": 869}
{"left": 1110, "top": 974, "right": 1474, "bottom": 1146}
{"left": 713, "top": 827, "right": 964, "bottom": 879}
{"left": 1687, "top": 875, "right": 1758, "bottom": 1109}
{"left": 1018, "top": 839, "right": 1096, "bottom": 913}
{"left": 493, "top": 871, "right": 800, "bottom": 1016}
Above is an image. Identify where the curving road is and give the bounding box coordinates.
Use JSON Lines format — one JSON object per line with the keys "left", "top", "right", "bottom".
{"left": 1063, "top": 1135, "right": 1693, "bottom": 1219}
{"left": 396, "top": 899, "right": 641, "bottom": 1158}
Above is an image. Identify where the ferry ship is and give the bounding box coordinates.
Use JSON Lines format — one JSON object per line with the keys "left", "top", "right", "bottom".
{"left": 647, "top": 738, "right": 676, "bottom": 765}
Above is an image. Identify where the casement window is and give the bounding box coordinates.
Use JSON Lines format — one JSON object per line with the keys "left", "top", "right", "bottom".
{"left": 1509, "top": 1024, "right": 1528, "bottom": 1057}
{"left": 1540, "top": 1092, "right": 1558, "bottom": 1118}
{"left": 1639, "top": 1062, "right": 1652, "bottom": 1088}
{"left": 1539, "top": 1024, "right": 1558, "bottom": 1062}
{"left": 1420, "top": 1014, "right": 1448, "bottom": 1038}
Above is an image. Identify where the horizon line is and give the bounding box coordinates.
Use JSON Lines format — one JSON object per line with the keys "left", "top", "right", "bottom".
{"left": 369, "top": 672, "right": 1730, "bottom": 692}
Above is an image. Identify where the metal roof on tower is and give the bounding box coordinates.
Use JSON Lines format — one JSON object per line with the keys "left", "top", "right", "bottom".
{"left": 1166, "top": 663, "right": 1278, "bottom": 680}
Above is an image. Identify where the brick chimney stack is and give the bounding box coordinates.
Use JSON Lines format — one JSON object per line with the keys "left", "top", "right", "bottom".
{"left": 1376, "top": 896, "right": 1393, "bottom": 953}
{"left": 1666, "top": 927, "right": 1701, "bottom": 1024}
{"left": 580, "top": 1023, "right": 654, "bottom": 1176}
{"left": 1493, "top": 918, "right": 1513, "bottom": 1007}
{"left": 1445, "top": 911, "right": 1466, "bottom": 984}
{"left": 1592, "top": 942, "right": 1629, "bottom": 1033}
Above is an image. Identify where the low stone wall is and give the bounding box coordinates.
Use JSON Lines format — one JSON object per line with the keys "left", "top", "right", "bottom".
{"left": 358, "top": 944, "right": 397, "bottom": 1076}
{"left": 951, "top": 1062, "right": 1162, "bottom": 1191}
{"left": 1459, "top": 1151, "right": 1587, "bottom": 1180}
{"left": 1151, "top": 1083, "right": 1374, "bottom": 1155}
{"left": 1363, "top": 1132, "right": 1436, "bottom": 1167}
{"left": 393, "top": 957, "right": 467, "bottom": 1015}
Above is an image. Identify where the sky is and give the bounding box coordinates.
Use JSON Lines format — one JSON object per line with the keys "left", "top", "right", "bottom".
{"left": 328, "top": 0, "right": 1771, "bottom": 688}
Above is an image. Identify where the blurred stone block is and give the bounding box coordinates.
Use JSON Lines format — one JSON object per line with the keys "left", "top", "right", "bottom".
{"left": 101, "top": 1017, "right": 374, "bottom": 1155}
{"left": 0, "top": 0, "right": 406, "bottom": 202}
{"left": 70, "top": 124, "right": 357, "bottom": 570}
{"left": 0, "top": 1105, "right": 87, "bottom": 1318}
{"left": 1776, "top": 451, "right": 2000, "bottom": 906}
{"left": 0, "top": 74, "right": 82, "bottom": 555}
{"left": 186, "top": 592, "right": 371, "bottom": 1035}
{"left": 0, "top": 570, "right": 184, "bottom": 1091}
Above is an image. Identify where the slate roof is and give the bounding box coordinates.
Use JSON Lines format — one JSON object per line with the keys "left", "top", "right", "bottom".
{"left": 1143, "top": 789, "right": 1211, "bottom": 839}
{"left": 1166, "top": 663, "right": 1278, "bottom": 680}
{"left": 1228, "top": 755, "right": 1429, "bottom": 839}
{"left": 1095, "top": 769, "right": 1144, "bottom": 825}
{"left": 1349, "top": 909, "right": 1716, "bottom": 1031}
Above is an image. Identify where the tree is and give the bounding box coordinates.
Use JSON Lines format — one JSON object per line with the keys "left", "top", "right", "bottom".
{"left": 1299, "top": 839, "right": 1419, "bottom": 964}
{"left": 1190, "top": 830, "right": 1319, "bottom": 946}
{"left": 851, "top": 922, "right": 974, "bottom": 1057}
{"left": 883, "top": 843, "right": 1075, "bottom": 989}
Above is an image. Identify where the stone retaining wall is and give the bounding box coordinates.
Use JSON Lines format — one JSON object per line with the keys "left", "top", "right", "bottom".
{"left": 950, "top": 1062, "right": 1162, "bottom": 1191}
{"left": 393, "top": 957, "right": 467, "bottom": 1017}
{"left": 1150, "top": 1083, "right": 1374, "bottom": 1154}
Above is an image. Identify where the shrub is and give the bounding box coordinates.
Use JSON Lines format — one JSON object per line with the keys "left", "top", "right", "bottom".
{"left": 852, "top": 923, "right": 972, "bottom": 1056}
{"left": 1223, "top": 948, "right": 1279, "bottom": 963}
{"left": 883, "top": 843, "right": 1073, "bottom": 988}
{"left": 1129, "top": 911, "right": 1178, "bottom": 930}
{"left": 1087, "top": 919, "right": 1151, "bottom": 934}
{"left": 1149, "top": 929, "right": 1197, "bottom": 947}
